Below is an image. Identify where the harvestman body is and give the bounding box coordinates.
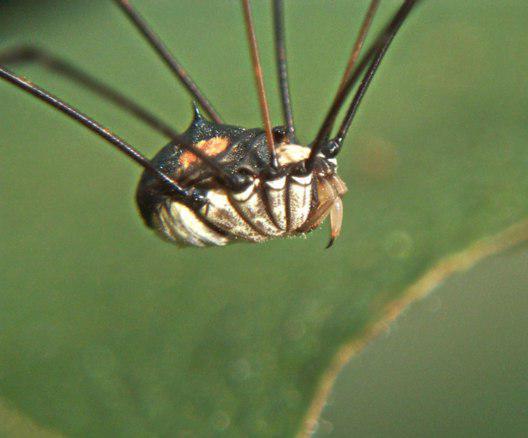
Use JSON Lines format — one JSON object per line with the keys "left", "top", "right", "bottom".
{"left": 0, "top": 0, "right": 421, "bottom": 247}
{"left": 137, "top": 108, "right": 347, "bottom": 246}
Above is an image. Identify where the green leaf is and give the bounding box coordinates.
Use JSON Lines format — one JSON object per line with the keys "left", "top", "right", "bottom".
{"left": 1, "top": 1, "right": 527, "bottom": 436}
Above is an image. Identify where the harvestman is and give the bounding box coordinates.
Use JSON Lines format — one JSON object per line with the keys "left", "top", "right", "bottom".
{"left": 0, "top": 0, "right": 421, "bottom": 247}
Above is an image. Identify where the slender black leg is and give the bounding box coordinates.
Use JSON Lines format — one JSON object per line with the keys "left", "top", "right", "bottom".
{"left": 272, "top": 0, "right": 296, "bottom": 143}
{"left": 0, "top": 45, "right": 179, "bottom": 139}
{"left": 114, "top": 0, "right": 223, "bottom": 124}
{"left": 0, "top": 65, "right": 205, "bottom": 208}
{"left": 332, "top": 0, "right": 421, "bottom": 155}
{"left": 306, "top": 0, "right": 421, "bottom": 168}
{"left": 0, "top": 49, "right": 245, "bottom": 191}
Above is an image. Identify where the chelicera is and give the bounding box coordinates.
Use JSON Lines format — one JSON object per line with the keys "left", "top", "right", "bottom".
{"left": 0, "top": 0, "right": 420, "bottom": 247}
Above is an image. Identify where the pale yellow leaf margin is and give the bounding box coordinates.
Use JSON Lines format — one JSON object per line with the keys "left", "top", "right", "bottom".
{"left": 299, "top": 218, "right": 528, "bottom": 437}
{"left": 0, "top": 398, "right": 63, "bottom": 438}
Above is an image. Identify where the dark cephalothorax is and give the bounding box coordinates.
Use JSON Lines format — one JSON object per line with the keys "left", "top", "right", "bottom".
{"left": 0, "top": 0, "right": 421, "bottom": 248}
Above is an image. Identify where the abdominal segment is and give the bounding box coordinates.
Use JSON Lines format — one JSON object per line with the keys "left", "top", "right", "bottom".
{"left": 150, "top": 173, "right": 344, "bottom": 247}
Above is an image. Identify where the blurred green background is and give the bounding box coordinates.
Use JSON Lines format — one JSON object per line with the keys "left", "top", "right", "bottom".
{"left": 1, "top": 1, "right": 527, "bottom": 436}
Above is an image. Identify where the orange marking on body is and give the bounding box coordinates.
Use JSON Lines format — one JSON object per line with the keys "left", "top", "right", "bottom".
{"left": 179, "top": 136, "right": 229, "bottom": 169}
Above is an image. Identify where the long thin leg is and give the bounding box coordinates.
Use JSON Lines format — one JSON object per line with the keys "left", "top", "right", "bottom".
{"left": 0, "top": 65, "right": 204, "bottom": 207}
{"left": 272, "top": 0, "right": 296, "bottom": 143}
{"left": 0, "top": 45, "right": 179, "bottom": 139}
{"left": 241, "top": 0, "right": 278, "bottom": 169}
{"left": 306, "top": 0, "right": 421, "bottom": 168}
{"left": 333, "top": 0, "right": 420, "bottom": 153}
{"left": 337, "top": 0, "right": 380, "bottom": 93}
{"left": 0, "top": 50, "right": 243, "bottom": 189}
{"left": 114, "top": 0, "right": 223, "bottom": 124}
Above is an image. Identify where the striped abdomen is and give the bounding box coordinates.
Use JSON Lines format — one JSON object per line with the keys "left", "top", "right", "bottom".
{"left": 150, "top": 145, "right": 347, "bottom": 247}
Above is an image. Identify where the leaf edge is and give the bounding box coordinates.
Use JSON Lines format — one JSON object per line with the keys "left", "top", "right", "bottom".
{"left": 298, "top": 218, "right": 528, "bottom": 437}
